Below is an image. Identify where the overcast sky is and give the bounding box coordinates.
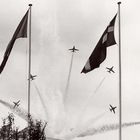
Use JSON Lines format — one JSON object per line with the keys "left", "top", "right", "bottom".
{"left": 0, "top": 0, "right": 140, "bottom": 140}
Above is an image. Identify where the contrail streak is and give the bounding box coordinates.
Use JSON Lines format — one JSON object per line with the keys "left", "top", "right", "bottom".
{"left": 94, "top": 76, "right": 106, "bottom": 94}
{"left": 80, "top": 112, "right": 106, "bottom": 132}
{"left": 64, "top": 53, "right": 74, "bottom": 101}
{"left": 78, "top": 121, "right": 140, "bottom": 137}
{"left": 0, "top": 99, "right": 139, "bottom": 140}
{"left": 32, "top": 81, "right": 48, "bottom": 119}
{"left": 75, "top": 76, "right": 106, "bottom": 130}
{"left": 0, "top": 99, "right": 28, "bottom": 121}
{"left": 48, "top": 121, "right": 140, "bottom": 140}
{"left": 65, "top": 112, "right": 106, "bottom": 140}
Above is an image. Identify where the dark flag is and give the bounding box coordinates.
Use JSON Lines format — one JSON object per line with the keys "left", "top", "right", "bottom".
{"left": 0, "top": 10, "right": 29, "bottom": 74}
{"left": 81, "top": 14, "right": 117, "bottom": 74}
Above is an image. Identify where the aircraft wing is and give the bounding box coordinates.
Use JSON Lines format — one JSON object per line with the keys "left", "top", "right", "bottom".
{"left": 112, "top": 70, "right": 115, "bottom": 73}
{"left": 17, "top": 100, "right": 20, "bottom": 103}
{"left": 113, "top": 109, "right": 115, "bottom": 114}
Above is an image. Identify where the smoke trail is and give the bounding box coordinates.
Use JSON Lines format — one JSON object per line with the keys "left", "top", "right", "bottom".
{"left": 32, "top": 81, "right": 62, "bottom": 136}
{"left": 36, "top": 1, "right": 68, "bottom": 135}
{"left": 75, "top": 76, "right": 107, "bottom": 132}
{"left": 79, "top": 112, "right": 106, "bottom": 133}
{"left": 46, "top": 137, "right": 63, "bottom": 140}
{"left": 64, "top": 52, "right": 74, "bottom": 101}
{"left": 63, "top": 52, "right": 76, "bottom": 136}
{"left": 94, "top": 76, "right": 106, "bottom": 94}
{"left": 48, "top": 121, "right": 140, "bottom": 140}
{"left": 32, "top": 81, "right": 49, "bottom": 119}
{"left": 1, "top": 98, "right": 139, "bottom": 140}
{"left": 62, "top": 112, "right": 106, "bottom": 140}
{"left": 0, "top": 99, "right": 28, "bottom": 121}
{"left": 52, "top": 90, "right": 66, "bottom": 134}
{"left": 33, "top": 88, "right": 66, "bottom": 136}
{"left": 78, "top": 121, "right": 140, "bottom": 137}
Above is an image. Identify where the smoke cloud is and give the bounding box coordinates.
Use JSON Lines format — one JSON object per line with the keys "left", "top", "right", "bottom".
{"left": 0, "top": 99, "right": 140, "bottom": 140}
{"left": 32, "top": 81, "right": 49, "bottom": 119}
{"left": 78, "top": 121, "right": 140, "bottom": 137}
{"left": 0, "top": 99, "right": 28, "bottom": 121}
{"left": 0, "top": 1, "right": 139, "bottom": 140}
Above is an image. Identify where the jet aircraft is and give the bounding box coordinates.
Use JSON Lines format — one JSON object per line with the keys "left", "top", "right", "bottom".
{"left": 109, "top": 104, "right": 117, "bottom": 114}
{"left": 69, "top": 46, "right": 79, "bottom": 52}
{"left": 13, "top": 100, "right": 20, "bottom": 108}
{"left": 106, "top": 66, "right": 115, "bottom": 73}
{"left": 30, "top": 74, "right": 37, "bottom": 81}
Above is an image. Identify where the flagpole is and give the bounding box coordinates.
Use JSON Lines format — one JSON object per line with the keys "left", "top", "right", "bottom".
{"left": 118, "top": 2, "right": 122, "bottom": 140}
{"left": 28, "top": 4, "right": 32, "bottom": 122}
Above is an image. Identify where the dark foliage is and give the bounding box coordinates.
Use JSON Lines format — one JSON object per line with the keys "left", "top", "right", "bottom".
{"left": 0, "top": 113, "right": 47, "bottom": 140}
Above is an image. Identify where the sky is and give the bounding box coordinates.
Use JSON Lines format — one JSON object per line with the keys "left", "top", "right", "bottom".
{"left": 0, "top": 0, "right": 140, "bottom": 140}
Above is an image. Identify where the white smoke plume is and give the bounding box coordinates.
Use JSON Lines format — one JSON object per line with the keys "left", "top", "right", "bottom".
{"left": 34, "top": 1, "right": 69, "bottom": 136}
{"left": 73, "top": 76, "right": 107, "bottom": 134}
{"left": 0, "top": 1, "right": 139, "bottom": 140}
{"left": 32, "top": 81, "right": 48, "bottom": 119}
{"left": 60, "top": 112, "right": 106, "bottom": 140}
{"left": 0, "top": 99, "right": 28, "bottom": 121}
{"left": 78, "top": 121, "right": 140, "bottom": 137}
{"left": 0, "top": 99, "right": 140, "bottom": 140}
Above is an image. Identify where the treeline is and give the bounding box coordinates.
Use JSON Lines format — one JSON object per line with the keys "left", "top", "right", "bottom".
{"left": 0, "top": 113, "right": 47, "bottom": 140}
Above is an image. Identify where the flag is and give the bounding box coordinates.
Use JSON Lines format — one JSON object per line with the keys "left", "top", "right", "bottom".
{"left": 81, "top": 14, "right": 117, "bottom": 74}
{"left": 0, "top": 10, "right": 29, "bottom": 74}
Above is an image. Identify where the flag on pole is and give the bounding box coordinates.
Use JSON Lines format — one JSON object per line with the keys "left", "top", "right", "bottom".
{"left": 81, "top": 14, "right": 117, "bottom": 74}
{"left": 0, "top": 10, "right": 29, "bottom": 74}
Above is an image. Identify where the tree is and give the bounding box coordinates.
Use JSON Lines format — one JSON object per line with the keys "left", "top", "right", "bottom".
{"left": 0, "top": 114, "right": 47, "bottom": 139}
{"left": 0, "top": 113, "right": 19, "bottom": 139}
{"left": 28, "top": 117, "right": 47, "bottom": 140}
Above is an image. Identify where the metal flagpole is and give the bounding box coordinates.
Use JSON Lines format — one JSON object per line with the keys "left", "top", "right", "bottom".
{"left": 28, "top": 3, "right": 32, "bottom": 123}
{"left": 118, "top": 2, "right": 122, "bottom": 140}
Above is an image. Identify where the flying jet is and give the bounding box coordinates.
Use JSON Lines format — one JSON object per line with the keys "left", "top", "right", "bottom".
{"left": 106, "top": 66, "right": 115, "bottom": 73}
{"left": 30, "top": 74, "right": 37, "bottom": 81}
{"left": 13, "top": 100, "right": 20, "bottom": 108}
{"left": 69, "top": 46, "right": 79, "bottom": 52}
{"left": 109, "top": 104, "right": 117, "bottom": 114}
